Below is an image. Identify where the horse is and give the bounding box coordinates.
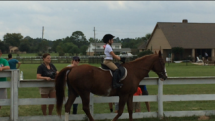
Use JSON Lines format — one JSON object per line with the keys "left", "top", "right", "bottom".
{"left": 55, "top": 51, "right": 167, "bottom": 121}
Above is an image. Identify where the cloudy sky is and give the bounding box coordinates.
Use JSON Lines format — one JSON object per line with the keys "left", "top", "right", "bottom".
{"left": 0, "top": 1, "right": 215, "bottom": 41}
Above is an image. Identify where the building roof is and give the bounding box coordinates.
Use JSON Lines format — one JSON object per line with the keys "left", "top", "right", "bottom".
{"left": 138, "top": 41, "right": 147, "bottom": 49}
{"left": 147, "top": 20, "right": 215, "bottom": 49}
{"left": 9, "top": 46, "right": 19, "bottom": 50}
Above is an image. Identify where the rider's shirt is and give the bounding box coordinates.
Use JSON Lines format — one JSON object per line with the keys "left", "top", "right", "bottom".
{"left": 104, "top": 44, "right": 113, "bottom": 60}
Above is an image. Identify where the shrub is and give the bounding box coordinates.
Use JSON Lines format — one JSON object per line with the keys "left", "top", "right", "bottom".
{"left": 59, "top": 52, "right": 65, "bottom": 56}
{"left": 36, "top": 52, "right": 43, "bottom": 56}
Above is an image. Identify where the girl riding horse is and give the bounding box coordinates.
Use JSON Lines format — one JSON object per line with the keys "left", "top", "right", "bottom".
{"left": 55, "top": 50, "right": 167, "bottom": 121}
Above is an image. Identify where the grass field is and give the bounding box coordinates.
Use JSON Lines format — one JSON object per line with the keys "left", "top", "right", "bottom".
{"left": 0, "top": 63, "right": 215, "bottom": 121}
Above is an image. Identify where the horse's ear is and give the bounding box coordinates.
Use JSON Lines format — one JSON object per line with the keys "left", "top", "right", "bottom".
{"left": 155, "top": 51, "right": 157, "bottom": 55}
{"left": 159, "top": 50, "right": 162, "bottom": 57}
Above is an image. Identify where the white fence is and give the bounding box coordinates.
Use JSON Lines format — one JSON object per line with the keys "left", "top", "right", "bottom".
{"left": 1, "top": 70, "right": 215, "bottom": 121}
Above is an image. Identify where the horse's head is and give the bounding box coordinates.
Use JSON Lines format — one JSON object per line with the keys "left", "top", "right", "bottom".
{"left": 152, "top": 51, "right": 167, "bottom": 81}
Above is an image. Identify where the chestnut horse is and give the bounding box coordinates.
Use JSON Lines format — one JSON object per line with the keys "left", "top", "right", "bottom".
{"left": 55, "top": 51, "right": 167, "bottom": 121}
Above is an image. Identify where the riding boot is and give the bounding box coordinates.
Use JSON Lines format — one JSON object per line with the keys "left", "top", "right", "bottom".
{"left": 112, "top": 69, "right": 123, "bottom": 89}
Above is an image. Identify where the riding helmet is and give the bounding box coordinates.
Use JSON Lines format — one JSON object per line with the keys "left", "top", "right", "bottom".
{"left": 102, "top": 34, "right": 115, "bottom": 43}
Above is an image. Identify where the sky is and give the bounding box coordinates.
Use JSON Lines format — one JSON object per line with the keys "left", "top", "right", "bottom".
{"left": 0, "top": 1, "right": 215, "bottom": 41}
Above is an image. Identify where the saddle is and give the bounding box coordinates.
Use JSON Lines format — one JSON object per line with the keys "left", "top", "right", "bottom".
{"left": 100, "top": 63, "right": 127, "bottom": 82}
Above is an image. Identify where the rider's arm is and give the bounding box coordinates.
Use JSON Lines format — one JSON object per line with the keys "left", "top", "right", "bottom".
{"left": 110, "top": 51, "right": 121, "bottom": 60}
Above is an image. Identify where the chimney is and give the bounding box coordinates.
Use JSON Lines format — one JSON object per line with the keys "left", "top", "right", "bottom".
{"left": 182, "top": 19, "right": 188, "bottom": 23}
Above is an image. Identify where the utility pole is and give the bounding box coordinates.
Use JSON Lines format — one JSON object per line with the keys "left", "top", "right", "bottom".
{"left": 94, "top": 27, "right": 96, "bottom": 56}
{"left": 42, "top": 26, "right": 44, "bottom": 40}
{"left": 42, "top": 26, "right": 47, "bottom": 52}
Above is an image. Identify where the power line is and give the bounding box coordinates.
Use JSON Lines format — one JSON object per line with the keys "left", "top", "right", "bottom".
{"left": 95, "top": 30, "right": 144, "bottom": 34}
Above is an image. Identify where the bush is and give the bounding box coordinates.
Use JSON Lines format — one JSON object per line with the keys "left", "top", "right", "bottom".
{"left": 138, "top": 49, "right": 153, "bottom": 57}
{"left": 36, "top": 52, "right": 43, "bottom": 56}
{"left": 59, "top": 52, "right": 65, "bottom": 56}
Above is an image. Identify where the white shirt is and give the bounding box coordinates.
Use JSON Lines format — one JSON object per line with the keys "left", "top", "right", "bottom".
{"left": 104, "top": 44, "right": 113, "bottom": 60}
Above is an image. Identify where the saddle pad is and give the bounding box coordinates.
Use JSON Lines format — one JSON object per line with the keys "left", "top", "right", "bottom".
{"left": 99, "top": 67, "right": 127, "bottom": 81}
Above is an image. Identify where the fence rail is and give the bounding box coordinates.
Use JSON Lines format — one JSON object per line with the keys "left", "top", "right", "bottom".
{"left": 1, "top": 70, "right": 215, "bottom": 121}
{"left": 1, "top": 56, "right": 137, "bottom": 64}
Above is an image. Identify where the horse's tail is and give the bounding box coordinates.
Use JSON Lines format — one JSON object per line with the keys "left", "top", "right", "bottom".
{"left": 55, "top": 67, "right": 73, "bottom": 116}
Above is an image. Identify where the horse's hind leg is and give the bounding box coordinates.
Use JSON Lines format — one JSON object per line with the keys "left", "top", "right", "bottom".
{"left": 127, "top": 94, "right": 134, "bottom": 121}
{"left": 64, "top": 90, "right": 77, "bottom": 121}
{"left": 79, "top": 92, "right": 94, "bottom": 121}
{"left": 112, "top": 94, "right": 129, "bottom": 121}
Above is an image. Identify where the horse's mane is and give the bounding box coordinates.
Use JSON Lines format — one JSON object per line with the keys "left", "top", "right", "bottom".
{"left": 128, "top": 54, "right": 155, "bottom": 64}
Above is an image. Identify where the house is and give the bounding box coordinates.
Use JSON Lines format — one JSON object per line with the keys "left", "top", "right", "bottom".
{"left": 9, "top": 46, "right": 19, "bottom": 53}
{"left": 146, "top": 19, "right": 215, "bottom": 61}
{"left": 86, "top": 43, "right": 131, "bottom": 56}
{"left": 138, "top": 41, "right": 148, "bottom": 52}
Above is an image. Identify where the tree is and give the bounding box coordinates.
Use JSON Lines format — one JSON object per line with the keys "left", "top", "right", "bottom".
{"left": 37, "top": 40, "right": 49, "bottom": 53}
{"left": 56, "top": 42, "right": 80, "bottom": 56}
{"left": 80, "top": 45, "right": 88, "bottom": 55}
{"left": 52, "top": 39, "right": 63, "bottom": 52}
{"left": 138, "top": 49, "right": 153, "bottom": 57}
{"left": 71, "top": 31, "right": 87, "bottom": 41}
{"left": 70, "top": 31, "right": 88, "bottom": 48}
{"left": 19, "top": 39, "right": 30, "bottom": 52}
{"left": 89, "top": 37, "right": 95, "bottom": 43}
{"left": 3, "top": 33, "right": 23, "bottom": 47}
{"left": 145, "top": 33, "right": 151, "bottom": 40}
{"left": 0, "top": 40, "right": 9, "bottom": 53}
{"left": 114, "top": 37, "right": 121, "bottom": 43}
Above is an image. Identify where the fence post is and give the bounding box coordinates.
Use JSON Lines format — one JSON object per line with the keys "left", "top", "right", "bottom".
{"left": 89, "top": 93, "right": 94, "bottom": 121}
{"left": 13, "top": 70, "right": 19, "bottom": 121}
{"left": 158, "top": 78, "right": 163, "bottom": 119}
{"left": 10, "top": 70, "right": 14, "bottom": 121}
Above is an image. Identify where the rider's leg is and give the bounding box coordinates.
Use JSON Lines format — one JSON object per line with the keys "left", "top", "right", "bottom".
{"left": 103, "top": 60, "right": 123, "bottom": 88}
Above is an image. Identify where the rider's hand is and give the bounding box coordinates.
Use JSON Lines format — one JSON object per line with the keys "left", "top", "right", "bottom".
{"left": 120, "top": 57, "right": 126, "bottom": 63}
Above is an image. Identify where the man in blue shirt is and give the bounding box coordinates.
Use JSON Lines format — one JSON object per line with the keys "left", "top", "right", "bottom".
{"left": 8, "top": 54, "right": 21, "bottom": 69}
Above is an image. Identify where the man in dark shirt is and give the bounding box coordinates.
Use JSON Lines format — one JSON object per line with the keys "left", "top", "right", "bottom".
{"left": 8, "top": 53, "right": 21, "bottom": 69}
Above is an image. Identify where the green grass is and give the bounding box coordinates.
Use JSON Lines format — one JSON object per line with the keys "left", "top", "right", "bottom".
{"left": 1, "top": 63, "right": 215, "bottom": 121}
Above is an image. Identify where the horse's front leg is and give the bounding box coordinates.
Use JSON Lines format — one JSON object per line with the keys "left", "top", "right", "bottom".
{"left": 79, "top": 92, "right": 94, "bottom": 121}
{"left": 112, "top": 94, "right": 129, "bottom": 121}
{"left": 127, "top": 94, "right": 134, "bottom": 121}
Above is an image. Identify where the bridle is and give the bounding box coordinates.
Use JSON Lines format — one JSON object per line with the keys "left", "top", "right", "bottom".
{"left": 154, "top": 58, "right": 167, "bottom": 80}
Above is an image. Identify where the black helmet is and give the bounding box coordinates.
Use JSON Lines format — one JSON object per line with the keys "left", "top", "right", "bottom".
{"left": 102, "top": 34, "right": 115, "bottom": 43}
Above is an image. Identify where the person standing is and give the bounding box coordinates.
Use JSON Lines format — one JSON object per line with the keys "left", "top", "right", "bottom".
{"left": 133, "top": 87, "right": 142, "bottom": 112}
{"left": 37, "top": 53, "right": 57, "bottom": 115}
{"left": 139, "top": 85, "right": 150, "bottom": 112}
{"left": 205, "top": 52, "right": 208, "bottom": 61}
{"left": 139, "top": 74, "right": 150, "bottom": 112}
{"left": 8, "top": 53, "right": 21, "bottom": 69}
{"left": 0, "top": 50, "right": 10, "bottom": 109}
{"left": 66, "top": 56, "right": 80, "bottom": 114}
